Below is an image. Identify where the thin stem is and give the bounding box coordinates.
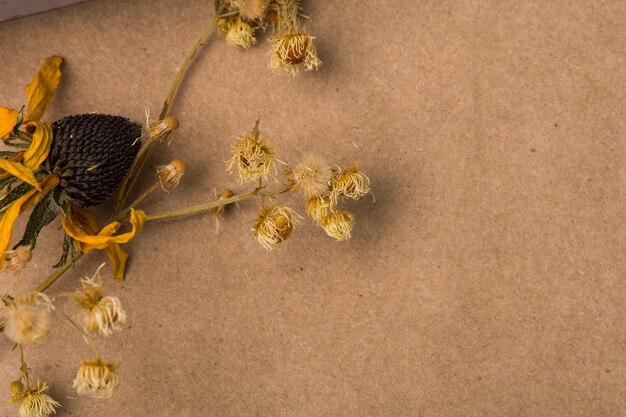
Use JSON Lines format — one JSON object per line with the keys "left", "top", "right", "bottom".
{"left": 145, "top": 186, "right": 289, "bottom": 222}
{"left": 57, "top": 310, "right": 100, "bottom": 359}
{"left": 19, "top": 345, "right": 31, "bottom": 389}
{"left": 35, "top": 252, "right": 84, "bottom": 293}
{"left": 129, "top": 182, "right": 161, "bottom": 209}
{"left": 113, "top": 17, "right": 217, "bottom": 214}
{"left": 160, "top": 18, "right": 216, "bottom": 119}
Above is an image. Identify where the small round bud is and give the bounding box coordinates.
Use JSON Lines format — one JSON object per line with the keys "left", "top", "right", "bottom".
{"left": 163, "top": 116, "right": 179, "bottom": 131}
{"left": 10, "top": 380, "right": 24, "bottom": 403}
{"left": 269, "top": 30, "right": 322, "bottom": 76}
{"left": 156, "top": 159, "right": 188, "bottom": 191}
{"left": 252, "top": 206, "right": 299, "bottom": 250}
{"left": 320, "top": 211, "right": 355, "bottom": 241}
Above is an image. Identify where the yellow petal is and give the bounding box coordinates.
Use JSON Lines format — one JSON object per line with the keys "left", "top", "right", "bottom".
{"left": 25, "top": 56, "right": 63, "bottom": 121}
{"left": 0, "top": 107, "right": 19, "bottom": 139}
{"left": 0, "top": 158, "right": 41, "bottom": 190}
{"left": 62, "top": 206, "right": 147, "bottom": 252}
{"left": 22, "top": 122, "right": 53, "bottom": 170}
{"left": 0, "top": 175, "right": 59, "bottom": 269}
{"left": 105, "top": 244, "right": 129, "bottom": 280}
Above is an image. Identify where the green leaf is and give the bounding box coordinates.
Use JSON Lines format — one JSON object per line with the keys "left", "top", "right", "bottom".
{"left": 15, "top": 191, "right": 60, "bottom": 250}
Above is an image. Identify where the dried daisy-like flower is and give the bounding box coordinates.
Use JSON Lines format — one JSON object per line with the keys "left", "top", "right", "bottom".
{"left": 156, "top": 159, "right": 188, "bottom": 191}
{"left": 252, "top": 206, "right": 298, "bottom": 250}
{"left": 320, "top": 211, "right": 355, "bottom": 241}
{"left": 226, "top": 19, "right": 257, "bottom": 49}
{"left": 4, "top": 246, "right": 33, "bottom": 275}
{"left": 269, "top": 29, "right": 322, "bottom": 76}
{"left": 73, "top": 358, "right": 119, "bottom": 398}
{"left": 227, "top": 120, "right": 275, "bottom": 183}
{"left": 286, "top": 155, "right": 333, "bottom": 198}
{"left": 228, "top": 0, "right": 270, "bottom": 21}
{"left": 305, "top": 195, "right": 332, "bottom": 222}
{"left": 72, "top": 276, "right": 126, "bottom": 336}
{"left": 0, "top": 292, "right": 53, "bottom": 345}
{"left": 16, "top": 382, "right": 60, "bottom": 417}
{"left": 329, "top": 164, "right": 371, "bottom": 204}
{"left": 146, "top": 112, "right": 179, "bottom": 144}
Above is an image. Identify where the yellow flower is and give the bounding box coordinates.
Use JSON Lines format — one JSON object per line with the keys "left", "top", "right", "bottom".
{"left": 0, "top": 292, "right": 54, "bottom": 345}
{"left": 0, "top": 174, "right": 59, "bottom": 271}
{"left": 72, "top": 276, "right": 127, "bottom": 336}
{"left": 251, "top": 206, "right": 298, "bottom": 250}
{"left": 305, "top": 194, "right": 332, "bottom": 222}
{"left": 329, "top": 164, "right": 370, "bottom": 204}
{"left": 73, "top": 358, "right": 119, "bottom": 398}
{"left": 60, "top": 203, "right": 147, "bottom": 280}
{"left": 227, "top": 120, "right": 275, "bottom": 183}
{"left": 269, "top": 29, "right": 321, "bottom": 76}
{"left": 227, "top": 0, "right": 270, "bottom": 20}
{"left": 16, "top": 382, "right": 60, "bottom": 417}
{"left": 286, "top": 155, "right": 333, "bottom": 198}
{"left": 0, "top": 57, "right": 62, "bottom": 188}
{"left": 226, "top": 19, "right": 257, "bottom": 49}
{"left": 320, "top": 211, "right": 354, "bottom": 241}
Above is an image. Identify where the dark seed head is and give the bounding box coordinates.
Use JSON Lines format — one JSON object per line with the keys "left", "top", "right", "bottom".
{"left": 46, "top": 114, "right": 142, "bottom": 207}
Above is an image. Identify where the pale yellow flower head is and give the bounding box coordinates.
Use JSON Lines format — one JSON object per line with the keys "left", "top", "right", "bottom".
{"left": 321, "top": 211, "right": 355, "bottom": 241}
{"left": 0, "top": 292, "right": 53, "bottom": 345}
{"left": 329, "top": 164, "right": 370, "bottom": 204}
{"left": 286, "top": 155, "right": 333, "bottom": 198}
{"left": 269, "top": 29, "right": 322, "bottom": 76}
{"left": 227, "top": 120, "right": 275, "bottom": 183}
{"left": 305, "top": 195, "right": 333, "bottom": 222}
{"left": 226, "top": 19, "right": 257, "bottom": 49}
{"left": 72, "top": 276, "right": 126, "bottom": 336}
{"left": 4, "top": 245, "right": 33, "bottom": 275}
{"left": 252, "top": 206, "right": 299, "bottom": 250}
{"left": 156, "top": 159, "right": 188, "bottom": 191}
{"left": 73, "top": 358, "right": 119, "bottom": 398}
{"left": 227, "top": 0, "right": 270, "bottom": 20}
{"left": 16, "top": 382, "right": 60, "bottom": 417}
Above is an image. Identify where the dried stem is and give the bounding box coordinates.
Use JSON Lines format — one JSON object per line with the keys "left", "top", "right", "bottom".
{"left": 57, "top": 310, "right": 100, "bottom": 359}
{"left": 145, "top": 186, "right": 289, "bottom": 222}
{"left": 113, "top": 16, "right": 216, "bottom": 214}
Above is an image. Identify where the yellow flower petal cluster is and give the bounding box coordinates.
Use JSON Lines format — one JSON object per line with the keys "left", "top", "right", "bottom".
{"left": 14, "top": 382, "right": 60, "bottom": 417}
{"left": 0, "top": 57, "right": 62, "bottom": 187}
{"left": 72, "top": 277, "right": 127, "bottom": 336}
{"left": 73, "top": 359, "right": 119, "bottom": 398}
{"left": 61, "top": 203, "right": 147, "bottom": 280}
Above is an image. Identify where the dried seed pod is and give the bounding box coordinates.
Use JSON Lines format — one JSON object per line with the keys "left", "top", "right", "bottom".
{"left": 46, "top": 114, "right": 142, "bottom": 207}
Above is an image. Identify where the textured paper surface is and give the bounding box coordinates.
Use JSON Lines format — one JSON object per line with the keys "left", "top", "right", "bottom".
{"left": 0, "top": 1, "right": 624, "bottom": 416}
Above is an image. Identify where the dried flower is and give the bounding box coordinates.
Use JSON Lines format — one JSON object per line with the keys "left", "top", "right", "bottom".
{"left": 146, "top": 112, "right": 179, "bottom": 144}
{"left": 156, "top": 159, "right": 188, "bottom": 191}
{"left": 227, "top": 120, "right": 275, "bottom": 183}
{"left": 226, "top": 19, "right": 257, "bottom": 49}
{"left": 10, "top": 380, "right": 25, "bottom": 403}
{"left": 286, "top": 155, "right": 333, "bottom": 197}
{"left": 73, "top": 358, "right": 119, "bottom": 398}
{"left": 228, "top": 0, "right": 270, "bottom": 20}
{"left": 305, "top": 195, "right": 332, "bottom": 222}
{"left": 0, "top": 292, "right": 53, "bottom": 345}
{"left": 252, "top": 206, "right": 298, "bottom": 250}
{"left": 4, "top": 245, "right": 33, "bottom": 275}
{"left": 329, "top": 165, "right": 370, "bottom": 204}
{"left": 269, "top": 29, "right": 322, "bottom": 76}
{"left": 72, "top": 276, "right": 126, "bottom": 336}
{"left": 214, "top": 189, "right": 234, "bottom": 222}
{"left": 320, "top": 211, "right": 355, "bottom": 241}
{"left": 16, "top": 382, "right": 60, "bottom": 417}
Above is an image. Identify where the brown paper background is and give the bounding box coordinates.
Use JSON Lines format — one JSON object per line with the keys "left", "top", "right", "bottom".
{"left": 0, "top": 1, "right": 624, "bottom": 416}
